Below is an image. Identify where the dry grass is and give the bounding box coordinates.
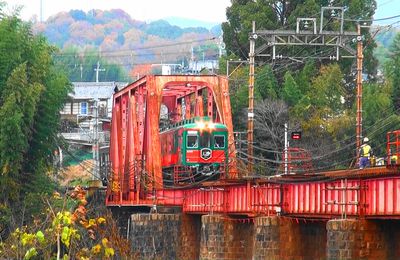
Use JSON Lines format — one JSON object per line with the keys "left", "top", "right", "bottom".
{"left": 58, "top": 160, "right": 94, "bottom": 186}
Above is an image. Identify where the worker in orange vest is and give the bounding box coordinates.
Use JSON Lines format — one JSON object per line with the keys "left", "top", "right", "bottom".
{"left": 359, "top": 137, "right": 373, "bottom": 169}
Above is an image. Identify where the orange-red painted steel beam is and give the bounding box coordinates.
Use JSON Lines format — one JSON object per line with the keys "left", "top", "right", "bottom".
{"left": 106, "top": 75, "right": 237, "bottom": 206}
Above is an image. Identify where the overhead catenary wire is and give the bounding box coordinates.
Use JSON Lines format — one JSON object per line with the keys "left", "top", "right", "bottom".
{"left": 211, "top": 18, "right": 400, "bottom": 174}
{"left": 75, "top": 8, "right": 400, "bottom": 185}
{"left": 244, "top": 110, "right": 399, "bottom": 162}
{"left": 339, "top": 14, "right": 400, "bottom": 23}
{"left": 230, "top": 15, "right": 400, "bottom": 154}
{"left": 235, "top": 104, "right": 400, "bottom": 174}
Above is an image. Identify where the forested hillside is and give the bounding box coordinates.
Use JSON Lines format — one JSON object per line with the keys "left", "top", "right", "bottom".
{"left": 374, "top": 26, "right": 400, "bottom": 67}
{"left": 32, "top": 9, "right": 221, "bottom": 82}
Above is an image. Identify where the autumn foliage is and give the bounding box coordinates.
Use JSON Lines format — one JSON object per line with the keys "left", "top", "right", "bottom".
{"left": 0, "top": 186, "right": 132, "bottom": 259}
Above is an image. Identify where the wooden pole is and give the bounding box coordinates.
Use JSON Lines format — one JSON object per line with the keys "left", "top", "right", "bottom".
{"left": 248, "top": 21, "right": 256, "bottom": 175}
{"left": 356, "top": 24, "right": 363, "bottom": 153}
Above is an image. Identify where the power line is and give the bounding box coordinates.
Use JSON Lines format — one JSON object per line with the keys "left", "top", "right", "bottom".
{"left": 54, "top": 37, "right": 218, "bottom": 57}
{"left": 342, "top": 14, "right": 400, "bottom": 22}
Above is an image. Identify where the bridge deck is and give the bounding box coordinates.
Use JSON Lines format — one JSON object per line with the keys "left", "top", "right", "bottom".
{"left": 106, "top": 165, "right": 400, "bottom": 219}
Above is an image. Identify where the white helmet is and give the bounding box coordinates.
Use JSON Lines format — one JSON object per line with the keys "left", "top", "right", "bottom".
{"left": 363, "top": 137, "right": 369, "bottom": 143}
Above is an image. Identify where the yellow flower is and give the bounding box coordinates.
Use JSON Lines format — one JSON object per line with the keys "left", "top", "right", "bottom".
{"left": 97, "top": 217, "right": 106, "bottom": 224}
{"left": 91, "top": 244, "right": 101, "bottom": 254}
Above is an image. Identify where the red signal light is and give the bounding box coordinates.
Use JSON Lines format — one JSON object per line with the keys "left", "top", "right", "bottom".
{"left": 291, "top": 132, "right": 301, "bottom": 140}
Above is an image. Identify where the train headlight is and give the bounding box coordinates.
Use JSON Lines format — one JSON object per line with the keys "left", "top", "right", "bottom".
{"left": 197, "top": 121, "right": 206, "bottom": 130}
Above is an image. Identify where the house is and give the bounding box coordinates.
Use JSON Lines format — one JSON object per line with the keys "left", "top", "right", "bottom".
{"left": 60, "top": 81, "right": 127, "bottom": 146}
{"left": 60, "top": 81, "right": 128, "bottom": 120}
{"left": 187, "top": 59, "right": 219, "bottom": 74}
{"left": 59, "top": 81, "right": 128, "bottom": 181}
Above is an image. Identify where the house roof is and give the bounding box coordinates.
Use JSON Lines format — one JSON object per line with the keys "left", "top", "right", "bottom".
{"left": 69, "top": 82, "right": 128, "bottom": 100}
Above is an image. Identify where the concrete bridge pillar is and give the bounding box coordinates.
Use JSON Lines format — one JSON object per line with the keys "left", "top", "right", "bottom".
{"left": 253, "top": 216, "right": 326, "bottom": 260}
{"left": 199, "top": 214, "right": 253, "bottom": 260}
{"left": 327, "top": 219, "right": 400, "bottom": 260}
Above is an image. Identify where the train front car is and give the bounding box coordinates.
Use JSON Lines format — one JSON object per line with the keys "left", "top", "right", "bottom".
{"left": 160, "top": 117, "right": 228, "bottom": 186}
{"left": 183, "top": 117, "right": 228, "bottom": 179}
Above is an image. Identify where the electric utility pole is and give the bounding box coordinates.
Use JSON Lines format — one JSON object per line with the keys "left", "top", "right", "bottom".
{"left": 356, "top": 23, "right": 363, "bottom": 152}
{"left": 92, "top": 99, "right": 100, "bottom": 180}
{"left": 94, "top": 61, "right": 106, "bottom": 83}
{"left": 248, "top": 7, "right": 361, "bottom": 173}
{"left": 248, "top": 21, "right": 256, "bottom": 175}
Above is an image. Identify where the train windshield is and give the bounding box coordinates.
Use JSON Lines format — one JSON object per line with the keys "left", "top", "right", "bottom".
{"left": 214, "top": 135, "right": 225, "bottom": 148}
{"left": 187, "top": 131, "right": 198, "bottom": 148}
{"left": 200, "top": 132, "right": 211, "bottom": 148}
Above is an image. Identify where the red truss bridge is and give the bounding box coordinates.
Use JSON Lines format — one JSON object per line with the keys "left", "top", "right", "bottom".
{"left": 106, "top": 75, "right": 400, "bottom": 219}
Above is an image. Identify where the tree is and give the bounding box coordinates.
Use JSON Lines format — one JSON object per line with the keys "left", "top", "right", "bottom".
{"left": 282, "top": 71, "right": 301, "bottom": 106}
{"left": 255, "top": 64, "right": 278, "bottom": 99}
{"left": 385, "top": 32, "right": 400, "bottom": 111}
{"left": 295, "top": 60, "right": 316, "bottom": 94}
{"left": 222, "top": 0, "right": 279, "bottom": 59}
{"left": 0, "top": 187, "right": 132, "bottom": 259}
{"left": 0, "top": 64, "right": 43, "bottom": 195}
{"left": 0, "top": 11, "right": 71, "bottom": 232}
{"left": 362, "top": 82, "right": 400, "bottom": 156}
{"left": 234, "top": 98, "right": 289, "bottom": 175}
{"left": 343, "top": 0, "right": 378, "bottom": 79}
{"left": 254, "top": 98, "right": 288, "bottom": 151}
{"left": 226, "top": 61, "right": 265, "bottom": 130}
{"left": 222, "top": 0, "right": 378, "bottom": 91}
{"left": 292, "top": 64, "right": 346, "bottom": 132}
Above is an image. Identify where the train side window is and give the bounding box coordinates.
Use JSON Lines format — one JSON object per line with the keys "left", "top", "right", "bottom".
{"left": 214, "top": 135, "right": 225, "bottom": 148}
{"left": 187, "top": 131, "right": 198, "bottom": 148}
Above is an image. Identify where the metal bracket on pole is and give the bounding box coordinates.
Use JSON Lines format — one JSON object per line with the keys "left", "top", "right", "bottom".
{"left": 254, "top": 7, "right": 356, "bottom": 61}
{"left": 296, "top": 18, "right": 317, "bottom": 34}
{"left": 320, "top": 6, "right": 344, "bottom": 34}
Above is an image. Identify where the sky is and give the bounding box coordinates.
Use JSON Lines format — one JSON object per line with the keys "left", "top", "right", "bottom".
{"left": 374, "top": 0, "right": 400, "bottom": 25}
{"left": 3, "top": 0, "right": 231, "bottom": 23}
{"left": 3, "top": 0, "right": 400, "bottom": 25}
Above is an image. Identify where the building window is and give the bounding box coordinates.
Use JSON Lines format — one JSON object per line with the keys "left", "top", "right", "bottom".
{"left": 80, "top": 102, "right": 88, "bottom": 115}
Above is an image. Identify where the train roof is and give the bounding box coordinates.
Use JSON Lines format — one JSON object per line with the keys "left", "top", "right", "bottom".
{"left": 183, "top": 121, "right": 227, "bottom": 130}
{"left": 160, "top": 117, "right": 227, "bottom": 132}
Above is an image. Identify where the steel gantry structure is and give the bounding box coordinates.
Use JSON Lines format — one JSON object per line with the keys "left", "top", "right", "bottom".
{"left": 247, "top": 7, "right": 364, "bottom": 167}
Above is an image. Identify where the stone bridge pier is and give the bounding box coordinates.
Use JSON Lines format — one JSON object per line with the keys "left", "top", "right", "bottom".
{"left": 327, "top": 219, "right": 400, "bottom": 260}
{"left": 128, "top": 213, "right": 400, "bottom": 259}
